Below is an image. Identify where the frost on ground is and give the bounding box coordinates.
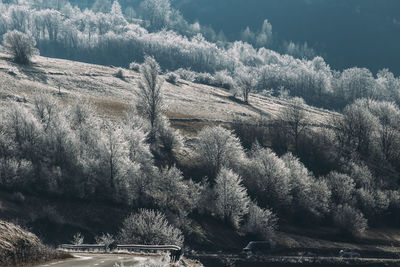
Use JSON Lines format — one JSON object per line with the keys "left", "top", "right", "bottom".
{"left": 113, "top": 253, "right": 201, "bottom": 267}
{"left": 0, "top": 53, "right": 334, "bottom": 134}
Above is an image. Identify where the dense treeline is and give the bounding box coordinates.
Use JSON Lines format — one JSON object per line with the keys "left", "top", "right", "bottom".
{"left": 232, "top": 97, "right": 400, "bottom": 230}
{"left": 3, "top": 94, "right": 400, "bottom": 242}
{"left": 1, "top": 0, "right": 400, "bottom": 248}
{"left": 1, "top": 55, "right": 400, "bottom": 246}
{"left": 1, "top": 0, "right": 400, "bottom": 109}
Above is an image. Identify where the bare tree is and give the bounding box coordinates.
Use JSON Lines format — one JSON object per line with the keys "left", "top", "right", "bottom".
{"left": 280, "top": 97, "right": 308, "bottom": 153}
{"left": 2, "top": 30, "right": 39, "bottom": 64}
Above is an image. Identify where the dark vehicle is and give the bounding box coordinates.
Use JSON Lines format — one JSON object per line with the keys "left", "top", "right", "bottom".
{"left": 339, "top": 249, "right": 361, "bottom": 258}
{"left": 242, "top": 241, "right": 272, "bottom": 255}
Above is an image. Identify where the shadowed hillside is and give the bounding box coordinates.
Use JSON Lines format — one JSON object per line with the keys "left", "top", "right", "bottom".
{"left": 0, "top": 220, "right": 70, "bottom": 266}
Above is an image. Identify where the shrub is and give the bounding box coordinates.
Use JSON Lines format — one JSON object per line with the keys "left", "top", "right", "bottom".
{"left": 214, "top": 70, "right": 234, "bottom": 90}
{"left": 243, "top": 203, "right": 278, "bottom": 240}
{"left": 174, "top": 68, "right": 195, "bottom": 82}
{"left": 95, "top": 233, "right": 115, "bottom": 250}
{"left": 166, "top": 72, "right": 179, "bottom": 84}
{"left": 194, "top": 72, "right": 215, "bottom": 85}
{"left": 333, "top": 204, "right": 368, "bottom": 236}
{"left": 119, "top": 209, "right": 184, "bottom": 246}
{"left": 129, "top": 62, "right": 141, "bottom": 71}
{"left": 2, "top": 30, "right": 39, "bottom": 64}
{"left": 155, "top": 116, "right": 183, "bottom": 152}
{"left": 72, "top": 232, "right": 84, "bottom": 245}
{"left": 114, "top": 254, "right": 175, "bottom": 267}
{"left": 115, "top": 68, "right": 125, "bottom": 79}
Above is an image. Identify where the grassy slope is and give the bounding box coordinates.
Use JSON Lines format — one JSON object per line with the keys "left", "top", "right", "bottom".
{"left": 1, "top": 54, "right": 400, "bottom": 258}
{"left": 0, "top": 53, "right": 334, "bottom": 134}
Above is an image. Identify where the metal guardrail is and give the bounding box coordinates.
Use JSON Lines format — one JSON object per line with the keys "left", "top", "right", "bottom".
{"left": 59, "top": 244, "right": 107, "bottom": 250}
{"left": 117, "top": 244, "right": 181, "bottom": 251}
{"left": 59, "top": 244, "right": 183, "bottom": 262}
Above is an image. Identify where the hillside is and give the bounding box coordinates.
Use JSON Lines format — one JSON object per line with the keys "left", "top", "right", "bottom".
{"left": 2, "top": 54, "right": 400, "bottom": 267}
{"left": 0, "top": 53, "right": 335, "bottom": 134}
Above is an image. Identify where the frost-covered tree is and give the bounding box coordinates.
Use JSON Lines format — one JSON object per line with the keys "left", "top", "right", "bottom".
{"left": 214, "top": 168, "right": 250, "bottom": 229}
{"left": 256, "top": 20, "right": 273, "bottom": 47}
{"left": 100, "top": 125, "right": 127, "bottom": 194}
{"left": 92, "top": 0, "right": 112, "bottom": 13}
{"left": 332, "top": 99, "right": 379, "bottom": 158}
{"left": 154, "top": 115, "right": 183, "bottom": 152}
{"left": 136, "top": 56, "right": 164, "bottom": 141}
{"left": 284, "top": 41, "right": 316, "bottom": 60}
{"left": 337, "top": 68, "right": 376, "bottom": 102}
{"left": 245, "top": 144, "right": 291, "bottom": 210}
{"left": 282, "top": 153, "right": 330, "bottom": 217}
{"left": 348, "top": 162, "right": 375, "bottom": 190}
{"left": 325, "top": 172, "right": 355, "bottom": 205}
{"left": 110, "top": 1, "right": 127, "bottom": 27}
{"left": 119, "top": 209, "right": 184, "bottom": 246}
{"left": 243, "top": 202, "right": 277, "bottom": 240}
{"left": 32, "top": 92, "right": 58, "bottom": 132}
{"left": 2, "top": 30, "right": 39, "bottom": 64}
{"left": 4, "top": 104, "right": 42, "bottom": 167}
{"left": 140, "top": 0, "right": 171, "bottom": 31}
{"left": 104, "top": 122, "right": 156, "bottom": 205}
{"left": 8, "top": 5, "right": 30, "bottom": 32}
{"left": 235, "top": 70, "right": 256, "bottom": 103}
{"left": 366, "top": 100, "right": 400, "bottom": 162}
{"left": 240, "top": 27, "right": 255, "bottom": 44}
{"left": 152, "top": 166, "right": 199, "bottom": 214}
{"left": 333, "top": 204, "right": 367, "bottom": 236}
{"left": 195, "top": 126, "right": 245, "bottom": 177}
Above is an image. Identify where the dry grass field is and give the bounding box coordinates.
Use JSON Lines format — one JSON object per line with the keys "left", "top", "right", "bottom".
{"left": 0, "top": 53, "right": 336, "bottom": 135}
